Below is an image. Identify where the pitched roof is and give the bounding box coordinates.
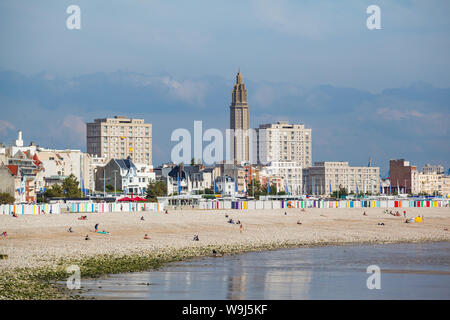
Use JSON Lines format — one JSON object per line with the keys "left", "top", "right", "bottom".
{"left": 113, "top": 158, "right": 136, "bottom": 171}
{"left": 7, "top": 165, "right": 18, "bottom": 176}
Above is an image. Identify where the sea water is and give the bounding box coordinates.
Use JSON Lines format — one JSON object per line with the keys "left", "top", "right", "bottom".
{"left": 80, "top": 242, "right": 450, "bottom": 300}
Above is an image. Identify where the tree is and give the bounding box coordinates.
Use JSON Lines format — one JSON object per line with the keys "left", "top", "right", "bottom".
{"left": 203, "top": 187, "right": 214, "bottom": 194}
{"left": 146, "top": 180, "right": 167, "bottom": 201}
{"left": 0, "top": 192, "right": 15, "bottom": 204}
{"left": 330, "top": 187, "right": 348, "bottom": 199}
{"left": 44, "top": 184, "right": 64, "bottom": 198}
{"left": 62, "top": 174, "right": 82, "bottom": 198}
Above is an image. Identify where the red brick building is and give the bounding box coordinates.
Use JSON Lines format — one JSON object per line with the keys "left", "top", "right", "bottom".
{"left": 389, "top": 159, "right": 418, "bottom": 194}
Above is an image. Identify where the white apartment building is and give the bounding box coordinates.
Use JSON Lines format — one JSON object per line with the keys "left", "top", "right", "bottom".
{"left": 256, "top": 121, "right": 311, "bottom": 168}
{"left": 35, "top": 149, "right": 93, "bottom": 194}
{"left": 261, "top": 161, "right": 303, "bottom": 195}
{"left": 303, "top": 162, "right": 380, "bottom": 196}
{"left": 422, "top": 164, "right": 444, "bottom": 175}
{"left": 86, "top": 116, "right": 152, "bottom": 166}
{"left": 418, "top": 172, "right": 444, "bottom": 195}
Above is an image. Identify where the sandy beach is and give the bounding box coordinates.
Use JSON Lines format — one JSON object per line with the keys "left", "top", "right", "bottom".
{"left": 1, "top": 207, "right": 449, "bottom": 271}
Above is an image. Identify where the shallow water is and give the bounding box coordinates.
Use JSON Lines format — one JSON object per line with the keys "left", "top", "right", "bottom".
{"left": 79, "top": 242, "right": 450, "bottom": 300}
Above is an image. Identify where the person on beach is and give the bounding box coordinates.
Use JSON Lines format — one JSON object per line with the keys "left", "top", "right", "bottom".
{"left": 297, "top": 220, "right": 302, "bottom": 225}
{"left": 144, "top": 234, "right": 150, "bottom": 239}
{"left": 240, "top": 224, "right": 243, "bottom": 233}
{"left": 0, "top": 231, "right": 7, "bottom": 238}
{"left": 193, "top": 234, "right": 199, "bottom": 241}
{"left": 85, "top": 234, "right": 90, "bottom": 240}
{"left": 285, "top": 212, "right": 287, "bottom": 215}
{"left": 165, "top": 210, "right": 168, "bottom": 214}
{"left": 94, "top": 223, "right": 99, "bottom": 232}
{"left": 212, "top": 249, "right": 218, "bottom": 256}
{"left": 140, "top": 216, "right": 145, "bottom": 221}
{"left": 68, "top": 227, "right": 73, "bottom": 233}
{"left": 363, "top": 211, "right": 367, "bottom": 216}
{"left": 404, "top": 211, "right": 406, "bottom": 218}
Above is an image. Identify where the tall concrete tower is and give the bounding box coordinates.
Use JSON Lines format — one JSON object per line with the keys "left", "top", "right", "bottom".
{"left": 230, "top": 69, "right": 250, "bottom": 163}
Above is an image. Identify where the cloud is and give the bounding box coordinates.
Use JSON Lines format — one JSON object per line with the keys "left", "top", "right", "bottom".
{"left": 0, "top": 120, "right": 15, "bottom": 136}
{"left": 0, "top": 70, "right": 448, "bottom": 173}
{"left": 161, "top": 77, "right": 209, "bottom": 106}
{"left": 376, "top": 107, "right": 425, "bottom": 121}
{"left": 63, "top": 115, "right": 85, "bottom": 136}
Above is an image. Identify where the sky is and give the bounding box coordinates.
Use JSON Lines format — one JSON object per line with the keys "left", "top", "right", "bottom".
{"left": 0, "top": 0, "right": 449, "bottom": 175}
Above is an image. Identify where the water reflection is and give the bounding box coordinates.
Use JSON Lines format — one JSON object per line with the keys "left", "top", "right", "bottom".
{"left": 79, "top": 242, "right": 450, "bottom": 300}
{"left": 227, "top": 273, "right": 248, "bottom": 300}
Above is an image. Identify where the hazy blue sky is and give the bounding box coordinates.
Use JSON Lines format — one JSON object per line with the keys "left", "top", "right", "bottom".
{"left": 0, "top": 0, "right": 449, "bottom": 174}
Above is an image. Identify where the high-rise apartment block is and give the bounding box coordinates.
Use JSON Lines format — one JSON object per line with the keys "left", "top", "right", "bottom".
{"left": 256, "top": 121, "right": 312, "bottom": 168}
{"left": 86, "top": 116, "right": 152, "bottom": 165}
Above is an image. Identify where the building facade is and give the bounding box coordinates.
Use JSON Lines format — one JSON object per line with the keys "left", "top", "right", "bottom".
{"left": 256, "top": 121, "right": 312, "bottom": 168}
{"left": 86, "top": 116, "right": 152, "bottom": 166}
{"left": 303, "top": 162, "right": 380, "bottom": 196}
{"left": 418, "top": 173, "right": 442, "bottom": 195}
{"left": 35, "top": 149, "right": 93, "bottom": 194}
{"left": 94, "top": 158, "right": 153, "bottom": 195}
{"left": 261, "top": 161, "right": 303, "bottom": 195}
{"left": 229, "top": 70, "right": 250, "bottom": 164}
{"left": 422, "top": 164, "right": 445, "bottom": 175}
{"left": 389, "top": 159, "right": 420, "bottom": 194}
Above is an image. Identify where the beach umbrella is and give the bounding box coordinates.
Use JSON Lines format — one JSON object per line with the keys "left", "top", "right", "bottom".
{"left": 132, "top": 196, "right": 147, "bottom": 202}
{"left": 117, "top": 196, "right": 132, "bottom": 202}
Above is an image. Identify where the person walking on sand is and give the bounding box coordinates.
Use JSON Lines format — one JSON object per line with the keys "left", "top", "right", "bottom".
{"left": 94, "top": 223, "right": 99, "bottom": 232}
{"left": 240, "top": 224, "right": 243, "bottom": 233}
